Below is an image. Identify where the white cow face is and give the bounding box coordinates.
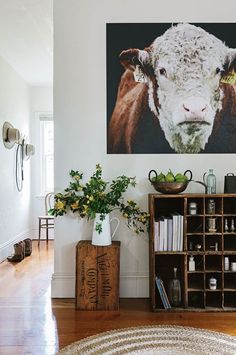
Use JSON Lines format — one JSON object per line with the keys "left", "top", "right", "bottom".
{"left": 120, "top": 24, "right": 236, "bottom": 153}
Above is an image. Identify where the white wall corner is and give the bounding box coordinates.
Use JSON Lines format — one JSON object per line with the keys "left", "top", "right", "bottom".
{"left": 51, "top": 272, "right": 149, "bottom": 298}
{"left": 120, "top": 273, "right": 149, "bottom": 298}
{"left": 0, "top": 230, "right": 31, "bottom": 263}
{"left": 51, "top": 272, "right": 75, "bottom": 298}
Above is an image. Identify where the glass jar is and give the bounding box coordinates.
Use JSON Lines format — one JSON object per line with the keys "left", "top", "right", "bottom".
{"left": 207, "top": 199, "right": 215, "bottom": 214}
{"left": 207, "top": 217, "right": 216, "bottom": 232}
{"left": 209, "top": 276, "right": 217, "bottom": 290}
{"left": 168, "top": 267, "right": 181, "bottom": 307}
{"left": 189, "top": 202, "right": 197, "bottom": 215}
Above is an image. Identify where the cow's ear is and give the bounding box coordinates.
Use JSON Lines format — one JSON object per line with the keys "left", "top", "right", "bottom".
{"left": 119, "top": 48, "right": 150, "bottom": 71}
{"left": 224, "top": 49, "right": 236, "bottom": 73}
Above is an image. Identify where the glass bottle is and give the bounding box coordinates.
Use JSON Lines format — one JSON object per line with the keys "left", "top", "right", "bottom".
{"left": 225, "top": 218, "right": 229, "bottom": 232}
{"left": 207, "top": 199, "right": 215, "bottom": 214}
{"left": 168, "top": 267, "right": 181, "bottom": 307}
{"left": 205, "top": 169, "right": 216, "bottom": 194}
{"left": 231, "top": 219, "right": 235, "bottom": 232}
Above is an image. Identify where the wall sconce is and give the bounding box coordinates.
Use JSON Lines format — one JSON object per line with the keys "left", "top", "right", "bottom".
{"left": 2, "top": 121, "right": 21, "bottom": 149}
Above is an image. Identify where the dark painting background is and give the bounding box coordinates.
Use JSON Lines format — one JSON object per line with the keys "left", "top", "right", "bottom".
{"left": 107, "top": 23, "right": 236, "bottom": 154}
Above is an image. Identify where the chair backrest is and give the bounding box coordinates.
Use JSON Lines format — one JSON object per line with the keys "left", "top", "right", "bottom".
{"left": 45, "top": 192, "right": 54, "bottom": 215}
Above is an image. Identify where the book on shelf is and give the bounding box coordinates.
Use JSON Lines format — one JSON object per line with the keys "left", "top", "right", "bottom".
{"left": 155, "top": 276, "right": 171, "bottom": 309}
{"left": 167, "top": 218, "right": 173, "bottom": 251}
{"left": 154, "top": 221, "right": 160, "bottom": 251}
{"left": 163, "top": 217, "right": 168, "bottom": 251}
{"left": 154, "top": 214, "right": 183, "bottom": 252}
{"left": 178, "top": 215, "right": 184, "bottom": 251}
{"left": 159, "top": 218, "right": 165, "bottom": 251}
{"left": 171, "top": 213, "right": 179, "bottom": 252}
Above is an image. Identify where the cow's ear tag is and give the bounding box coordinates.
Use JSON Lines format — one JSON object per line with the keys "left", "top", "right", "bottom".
{"left": 221, "top": 71, "right": 236, "bottom": 85}
{"left": 133, "top": 65, "right": 147, "bottom": 83}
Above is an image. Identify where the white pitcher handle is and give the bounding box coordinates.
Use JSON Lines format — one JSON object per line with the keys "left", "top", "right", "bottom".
{"left": 110, "top": 217, "right": 120, "bottom": 239}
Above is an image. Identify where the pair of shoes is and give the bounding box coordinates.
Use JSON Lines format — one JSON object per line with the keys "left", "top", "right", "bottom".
{"left": 7, "top": 239, "right": 32, "bottom": 262}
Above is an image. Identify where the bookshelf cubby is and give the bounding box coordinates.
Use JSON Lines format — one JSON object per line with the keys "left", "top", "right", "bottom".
{"left": 149, "top": 193, "right": 236, "bottom": 311}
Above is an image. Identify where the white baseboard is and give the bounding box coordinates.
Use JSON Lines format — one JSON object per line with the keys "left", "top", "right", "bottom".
{"left": 51, "top": 272, "right": 149, "bottom": 298}
{"left": 0, "top": 230, "right": 31, "bottom": 263}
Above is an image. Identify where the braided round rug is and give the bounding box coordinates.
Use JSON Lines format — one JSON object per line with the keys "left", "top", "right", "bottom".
{"left": 57, "top": 325, "right": 236, "bottom": 355}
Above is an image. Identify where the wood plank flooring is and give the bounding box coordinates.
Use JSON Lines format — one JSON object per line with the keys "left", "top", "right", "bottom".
{"left": 0, "top": 241, "right": 236, "bottom": 355}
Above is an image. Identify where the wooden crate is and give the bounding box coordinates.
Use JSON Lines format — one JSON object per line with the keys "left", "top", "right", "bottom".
{"left": 76, "top": 240, "right": 120, "bottom": 310}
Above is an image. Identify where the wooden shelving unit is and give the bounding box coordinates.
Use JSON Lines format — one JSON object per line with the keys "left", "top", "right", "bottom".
{"left": 149, "top": 193, "right": 236, "bottom": 311}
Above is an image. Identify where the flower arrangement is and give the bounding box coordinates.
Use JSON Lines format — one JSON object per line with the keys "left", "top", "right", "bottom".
{"left": 50, "top": 164, "right": 149, "bottom": 234}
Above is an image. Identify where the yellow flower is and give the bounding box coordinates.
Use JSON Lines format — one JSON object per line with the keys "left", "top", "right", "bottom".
{"left": 127, "top": 200, "right": 134, "bottom": 204}
{"left": 83, "top": 204, "right": 88, "bottom": 212}
{"left": 55, "top": 201, "right": 65, "bottom": 210}
{"left": 55, "top": 193, "right": 63, "bottom": 198}
{"left": 89, "top": 196, "right": 94, "bottom": 202}
{"left": 74, "top": 174, "right": 81, "bottom": 180}
{"left": 123, "top": 213, "right": 128, "bottom": 218}
{"left": 71, "top": 202, "right": 79, "bottom": 210}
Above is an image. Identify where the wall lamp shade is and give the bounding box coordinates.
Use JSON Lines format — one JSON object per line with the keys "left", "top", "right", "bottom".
{"left": 2, "top": 121, "right": 21, "bottom": 149}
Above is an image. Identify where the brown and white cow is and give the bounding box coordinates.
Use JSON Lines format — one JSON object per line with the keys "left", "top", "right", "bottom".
{"left": 108, "top": 23, "right": 236, "bottom": 154}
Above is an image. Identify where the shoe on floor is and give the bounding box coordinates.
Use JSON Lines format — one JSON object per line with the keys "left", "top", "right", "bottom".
{"left": 24, "top": 238, "right": 32, "bottom": 256}
{"left": 7, "top": 241, "right": 25, "bottom": 262}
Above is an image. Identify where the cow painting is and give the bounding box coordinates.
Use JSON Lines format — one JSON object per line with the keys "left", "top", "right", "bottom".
{"left": 107, "top": 23, "right": 236, "bottom": 154}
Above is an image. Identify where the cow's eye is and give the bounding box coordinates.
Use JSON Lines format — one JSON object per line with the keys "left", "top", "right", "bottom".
{"left": 216, "top": 67, "right": 221, "bottom": 75}
{"left": 159, "top": 68, "right": 167, "bottom": 76}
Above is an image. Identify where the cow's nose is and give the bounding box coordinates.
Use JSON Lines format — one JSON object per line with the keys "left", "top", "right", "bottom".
{"left": 182, "top": 98, "right": 208, "bottom": 121}
{"left": 183, "top": 104, "right": 207, "bottom": 113}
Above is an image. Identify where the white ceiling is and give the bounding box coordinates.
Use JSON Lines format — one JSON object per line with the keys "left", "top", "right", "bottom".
{"left": 0, "top": 0, "right": 53, "bottom": 86}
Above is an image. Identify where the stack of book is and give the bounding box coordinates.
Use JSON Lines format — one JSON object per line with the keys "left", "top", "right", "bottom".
{"left": 154, "top": 213, "right": 184, "bottom": 252}
{"left": 155, "top": 276, "right": 171, "bottom": 309}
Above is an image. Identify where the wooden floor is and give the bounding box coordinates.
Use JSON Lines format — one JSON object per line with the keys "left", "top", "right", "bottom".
{"left": 0, "top": 241, "right": 236, "bottom": 355}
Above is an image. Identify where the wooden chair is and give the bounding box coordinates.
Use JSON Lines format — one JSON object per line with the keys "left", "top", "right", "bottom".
{"left": 38, "top": 192, "right": 54, "bottom": 246}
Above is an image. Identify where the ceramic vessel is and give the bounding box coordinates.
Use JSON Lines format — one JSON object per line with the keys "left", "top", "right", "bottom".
{"left": 92, "top": 213, "right": 120, "bottom": 246}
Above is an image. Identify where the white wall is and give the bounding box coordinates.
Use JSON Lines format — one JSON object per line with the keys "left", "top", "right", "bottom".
{"left": 53, "top": 0, "right": 236, "bottom": 297}
{"left": 0, "top": 56, "right": 31, "bottom": 262}
{"left": 30, "top": 86, "right": 53, "bottom": 239}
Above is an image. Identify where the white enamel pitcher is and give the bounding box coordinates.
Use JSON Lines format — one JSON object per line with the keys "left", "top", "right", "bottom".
{"left": 92, "top": 213, "right": 120, "bottom": 246}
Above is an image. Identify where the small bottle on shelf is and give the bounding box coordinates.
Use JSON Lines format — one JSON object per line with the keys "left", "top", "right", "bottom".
{"left": 225, "top": 218, "right": 229, "bottom": 232}
{"left": 209, "top": 276, "right": 217, "bottom": 290}
{"left": 189, "top": 202, "right": 197, "bottom": 215}
{"left": 189, "top": 256, "right": 195, "bottom": 271}
{"left": 207, "top": 217, "right": 216, "bottom": 232}
{"left": 231, "top": 262, "right": 236, "bottom": 272}
{"left": 225, "top": 257, "right": 229, "bottom": 271}
{"left": 207, "top": 199, "right": 215, "bottom": 214}
{"left": 231, "top": 219, "right": 235, "bottom": 232}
